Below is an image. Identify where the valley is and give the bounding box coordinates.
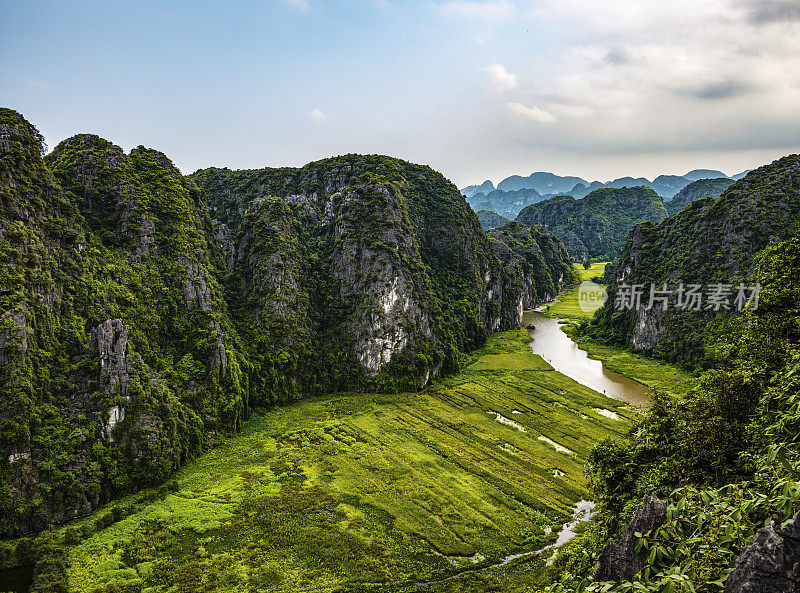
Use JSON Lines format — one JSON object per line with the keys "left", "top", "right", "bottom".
{"left": 1, "top": 106, "right": 797, "bottom": 593}
{"left": 55, "top": 322, "right": 642, "bottom": 593}
{"left": 5, "top": 1, "right": 800, "bottom": 590}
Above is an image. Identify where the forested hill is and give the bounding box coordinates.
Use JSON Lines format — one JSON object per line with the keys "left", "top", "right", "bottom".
{"left": 0, "top": 108, "right": 574, "bottom": 536}
{"left": 515, "top": 186, "right": 668, "bottom": 261}
{"left": 585, "top": 154, "right": 800, "bottom": 370}
{"left": 666, "top": 177, "right": 735, "bottom": 215}
{"left": 477, "top": 209, "right": 511, "bottom": 230}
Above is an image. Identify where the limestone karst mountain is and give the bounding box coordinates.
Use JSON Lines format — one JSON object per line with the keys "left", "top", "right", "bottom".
{"left": 0, "top": 108, "right": 574, "bottom": 534}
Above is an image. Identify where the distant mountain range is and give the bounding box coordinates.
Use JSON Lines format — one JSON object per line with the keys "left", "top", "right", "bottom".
{"left": 462, "top": 168, "right": 752, "bottom": 220}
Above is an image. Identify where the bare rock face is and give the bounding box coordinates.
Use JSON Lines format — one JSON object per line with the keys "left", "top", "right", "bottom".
{"left": 595, "top": 494, "right": 667, "bottom": 583}
{"left": 724, "top": 511, "right": 800, "bottom": 593}
{"left": 91, "top": 319, "right": 130, "bottom": 397}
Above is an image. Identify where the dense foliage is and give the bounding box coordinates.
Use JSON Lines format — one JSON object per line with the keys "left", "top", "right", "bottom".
{"left": 542, "top": 232, "right": 800, "bottom": 592}
{"left": 515, "top": 187, "right": 668, "bottom": 261}
{"left": 0, "top": 109, "right": 575, "bottom": 550}
{"left": 191, "top": 158, "right": 574, "bottom": 397}
{"left": 476, "top": 209, "right": 511, "bottom": 231}
{"left": 0, "top": 110, "right": 249, "bottom": 538}
{"left": 665, "top": 178, "right": 734, "bottom": 216}
{"left": 488, "top": 222, "right": 575, "bottom": 328}
{"left": 585, "top": 154, "right": 800, "bottom": 370}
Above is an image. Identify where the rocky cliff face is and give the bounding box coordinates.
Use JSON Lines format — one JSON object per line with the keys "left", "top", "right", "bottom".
{"left": 0, "top": 111, "right": 249, "bottom": 535}
{"left": 595, "top": 494, "right": 667, "bottom": 583}
{"left": 0, "top": 110, "right": 575, "bottom": 534}
{"left": 487, "top": 222, "right": 574, "bottom": 328}
{"left": 191, "top": 157, "right": 574, "bottom": 395}
{"left": 725, "top": 510, "right": 800, "bottom": 593}
{"left": 515, "top": 187, "right": 667, "bottom": 261}
{"left": 587, "top": 155, "right": 800, "bottom": 368}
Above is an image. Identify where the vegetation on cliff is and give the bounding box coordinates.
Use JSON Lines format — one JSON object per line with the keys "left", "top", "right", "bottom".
{"left": 665, "top": 178, "right": 734, "bottom": 216}
{"left": 0, "top": 109, "right": 574, "bottom": 546}
{"left": 585, "top": 154, "right": 800, "bottom": 370}
{"left": 476, "top": 210, "right": 510, "bottom": 231}
{"left": 515, "top": 187, "right": 668, "bottom": 261}
{"left": 0, "top": 111, "right": 249, "bottom": 539}
{"left": 487, "top": 222, "right": 576, "bottom": 328}
{"left": 543, "top": 235, "right": 800, "bottom": 593}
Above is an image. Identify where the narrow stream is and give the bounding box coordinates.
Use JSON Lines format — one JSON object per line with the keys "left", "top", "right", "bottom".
{"left": 523, "top": 310, "right": 652, "bottom": 407}
{"left": 415, "top": 500, "right": 596, "bottom": 587}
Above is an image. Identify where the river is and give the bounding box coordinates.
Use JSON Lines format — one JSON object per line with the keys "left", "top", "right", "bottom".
{"left": 522, "top": 310, "right": 651, "bottom": 407}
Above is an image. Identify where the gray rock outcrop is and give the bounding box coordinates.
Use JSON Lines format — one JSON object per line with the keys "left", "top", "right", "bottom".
{"left": 725, "top": 511, "right": 800, "bottom": 593}
{"left": 594, "top": 494, "right": 667, "bottom": 583}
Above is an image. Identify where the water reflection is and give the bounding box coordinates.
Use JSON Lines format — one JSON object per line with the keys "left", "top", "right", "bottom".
{"left": 523, "top": 311, "right": 651, "bottom": 408}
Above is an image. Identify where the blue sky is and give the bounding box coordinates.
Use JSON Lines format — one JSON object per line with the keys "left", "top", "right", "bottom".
{"left": 3, "top": 0, "right": 800, "bottom": 186}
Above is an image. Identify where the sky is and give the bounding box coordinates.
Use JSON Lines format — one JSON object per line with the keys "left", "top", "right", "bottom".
{"left": 3, "top": 0, "right": 800, "bottom": 187}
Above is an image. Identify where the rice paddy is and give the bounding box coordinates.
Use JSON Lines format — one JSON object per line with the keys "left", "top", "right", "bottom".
{"left": 60, "top": 328, "right": 637, "bottom": 593}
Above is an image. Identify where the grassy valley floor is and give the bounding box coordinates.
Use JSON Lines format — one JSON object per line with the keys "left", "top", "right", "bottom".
{"left": 540, "top": 263, "right": 606, "bottom": 321}
{"left": 57, "top": 329, "right": 638, "bottom": 593}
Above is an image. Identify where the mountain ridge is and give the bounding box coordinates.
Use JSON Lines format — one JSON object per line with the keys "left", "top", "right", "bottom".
{"left": 463, "top": 168, "right": 752, "bottom": 219}
{"left": 0, "top": 108, "right": 575, "bottom": 535}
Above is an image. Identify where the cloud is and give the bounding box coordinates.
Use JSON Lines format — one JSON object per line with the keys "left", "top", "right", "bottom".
{"left": 481, "top": 62, "right": 518, "bottom": 91}
{"left": 604, "top": 47, "right": 630, "bottom": 65}
{"left": 507, "top": 102, "right": 556, "bottom": 123}
{"left": 676, "top": 79, "right": 753, "bottom": 100}
{"left": 547, "top": 103, "right": 594, "bottom": 118}
{"left": 26, "top": 79, "right": 51, "bottom": 91}
{"left": 436, "top": 0, "right": 514, "bottom": 20}
{"left": 738, "top": 0, "right": 800, "bottom": 24}
{"left": 309, "top": 108, "right": 326, "bottom": 121}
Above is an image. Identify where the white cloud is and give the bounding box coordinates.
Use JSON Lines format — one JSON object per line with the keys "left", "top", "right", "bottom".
{"left": 437, "top": 0, "right": 514, "bottom": 20}
{"left": 481, "top": 62, "right": 518, "bottom": 91}
{"left": 26, "top": 80, "right": 51, "bottom": 91}
{"left": 309, "top": 108, "right": 327, "bottom": 121}
{"left": 547, "top": 103, "right": 594, "bottom": 119}
{"left": 507, "top": 102, "right": 556, "bottom": 123}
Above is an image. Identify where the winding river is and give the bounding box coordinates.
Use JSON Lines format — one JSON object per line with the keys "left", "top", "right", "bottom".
{"left": 522, "top": 310, "right": 652, "bottom": 408}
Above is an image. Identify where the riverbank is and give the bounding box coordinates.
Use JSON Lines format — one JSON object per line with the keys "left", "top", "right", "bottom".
{"left": 540, "top": 263, "right": 695, "bottom": 397}
{"left": 540, "top": 262, "right": 606, "bottom": 320}
{"left": 560, "top": 325, "right": 696, "bottom": 398}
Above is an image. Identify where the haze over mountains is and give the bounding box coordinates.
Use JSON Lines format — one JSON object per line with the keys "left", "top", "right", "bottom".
{"left": 463, "top": 168, "right": 751, "bottom": 220}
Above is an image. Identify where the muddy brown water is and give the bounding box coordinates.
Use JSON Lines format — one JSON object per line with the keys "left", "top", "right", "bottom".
{"left": 523, "top": 310, "right": 652, "bottom": 408}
